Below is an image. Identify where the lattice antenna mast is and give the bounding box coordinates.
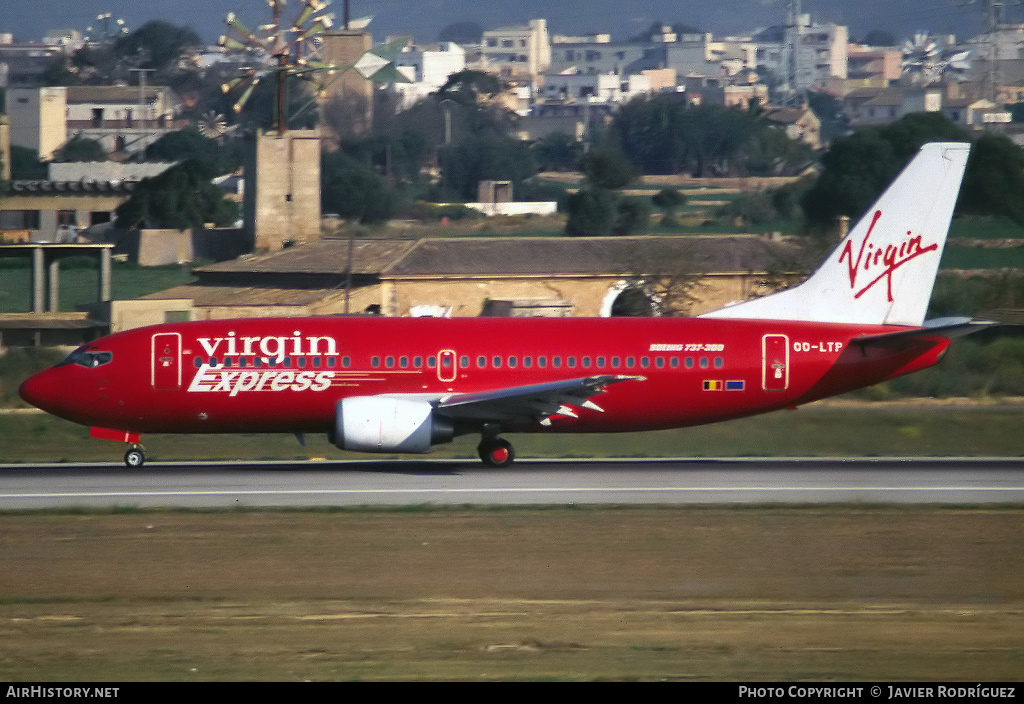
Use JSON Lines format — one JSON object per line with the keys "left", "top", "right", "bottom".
{"left": 964, "top": 0, "right": 1023, "bottom": 100}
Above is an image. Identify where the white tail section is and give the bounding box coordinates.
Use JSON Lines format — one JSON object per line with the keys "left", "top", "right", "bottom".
{"left": 702, "top": 142, "right": 971, "bottom": 326}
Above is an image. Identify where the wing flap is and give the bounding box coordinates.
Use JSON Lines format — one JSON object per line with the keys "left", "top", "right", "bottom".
{"left": 436, "top": 375, "right": 645, "bottom": 424}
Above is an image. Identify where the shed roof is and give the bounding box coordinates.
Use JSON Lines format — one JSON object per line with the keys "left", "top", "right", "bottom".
{"left": 195, "top": 235, "right": 791, "bottom": 280}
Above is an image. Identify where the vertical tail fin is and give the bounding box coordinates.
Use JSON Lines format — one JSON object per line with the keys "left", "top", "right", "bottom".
{"left": 702, "top": 142, "right": 971, "bottom": 326}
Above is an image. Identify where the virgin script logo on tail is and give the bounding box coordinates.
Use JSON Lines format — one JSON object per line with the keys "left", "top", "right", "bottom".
{"left": 838, "top": 209, "right": 939, "bottom": 302}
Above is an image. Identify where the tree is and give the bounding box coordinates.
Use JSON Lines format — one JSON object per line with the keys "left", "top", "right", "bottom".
{"left": 958, "top": 133, "right": 1024, "bottom": 224}
{"left": 145, "top": 127, "right": 242, "bottom": 177}
{"left": 53, "top": 136, "right": 107, "bottom": 162}
{"left": 565, "top": 146, "right": 650, "bottom": 236}
{"left": 9, "top": 146, "right": 47, "bottom": 180}
{"left": 112, "top": 21, "right": 202, "bottom": 78}
{"left": 439, "top": 134, "right": 538, "bottom": 201}
{"left": 615, "top": 239, "right": 708, "bottom": 316}
{"left": 114, "top": 161, "right": 238, "bottom": 229}
{"left": 321, "top": 150, "right": 397, "bottom": 224}
{"left": 799, "top": 113, "right": 1009, "bottom": 231}
{"left": 437, "top": 22, "right": 483, "bottom": 44}
{"left": 612, "top": 96, "right": 812, "bottom": 177}
{"left": 652, "top": 188, "right": 687, "bottom": 227}
{"left": 580, "top": 146, "right": 639, "bottom": 189}
{"left": 531, "top": 132, "right": 583, "bottom": 172}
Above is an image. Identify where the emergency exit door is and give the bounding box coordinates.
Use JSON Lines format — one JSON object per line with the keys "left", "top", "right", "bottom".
{"left": 762, "top": 334, "right": 789, "bottom": 391}
{"left": 152, "top": 332, "right": 182, "bottom": 390}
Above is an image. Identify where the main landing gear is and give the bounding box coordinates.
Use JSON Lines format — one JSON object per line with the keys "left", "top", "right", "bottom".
{"left": 477, "top": 436, "right": 515, "bottom": 468}
{"left": 124, "top": 444, "right": 146, "bottom": 468}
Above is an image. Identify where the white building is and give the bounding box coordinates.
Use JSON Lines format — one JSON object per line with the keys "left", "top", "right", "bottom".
{"left": 392, "top": 42, "right": 466, "bottom": 109}
{"left": 6, "top": 87, "right": 67, "bottom": 160}
{"left": 754, "top": 16, "right": 848, "bottom": 93}
{"left": 541, "top": 71, "right": 651, "bottom": 104}
{"left": 480, "top": 19, "right": 551, "bottom": 85}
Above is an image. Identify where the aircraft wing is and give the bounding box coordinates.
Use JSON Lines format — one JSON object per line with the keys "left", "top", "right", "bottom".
{"left": 435, "top": 375, "right": 646, "bottom": 426}
{"left": 850, "top": 317, "right": 995, "bottom": 350}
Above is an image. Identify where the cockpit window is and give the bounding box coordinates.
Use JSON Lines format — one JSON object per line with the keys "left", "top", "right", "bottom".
{"left": 59, "top": 348, "right": 113, "bottom": 368}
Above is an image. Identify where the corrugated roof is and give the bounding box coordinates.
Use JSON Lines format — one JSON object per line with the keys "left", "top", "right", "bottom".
{"left": 196, "top": 239, "right": 417, "bottom": 276}
{"left": 142, "top": 285, "right": 347, "bottom": 307}
{"left": 195, "top": 235, "right": 792, "bottom": 279}
{"left": 382, "top": 235, "right": 790, "bottom": 277}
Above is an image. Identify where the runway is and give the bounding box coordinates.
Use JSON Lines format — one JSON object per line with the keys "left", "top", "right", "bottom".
{"left": 1, "top": 457, "right": 1024, "bottom": 509}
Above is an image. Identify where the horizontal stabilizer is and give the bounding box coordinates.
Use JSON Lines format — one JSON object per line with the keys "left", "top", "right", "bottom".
{"left": 851, "top": 318, "right": 995, "bottom": 349}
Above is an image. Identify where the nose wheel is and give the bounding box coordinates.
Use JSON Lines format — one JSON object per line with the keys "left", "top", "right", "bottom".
{"left": 124, "top": 445, "right": 146, "bottom": 468}
{"left": 478, "top": 437, "right": 515, "bottom": 467}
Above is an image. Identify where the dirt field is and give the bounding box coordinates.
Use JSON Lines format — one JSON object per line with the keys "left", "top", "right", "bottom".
{"left": 1, "top": 506, "right": 1022, "bottom": 681}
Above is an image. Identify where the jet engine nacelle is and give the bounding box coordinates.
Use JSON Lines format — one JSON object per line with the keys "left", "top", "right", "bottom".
{"left": 331, "top": 396, "right": 454, "bottom": 453}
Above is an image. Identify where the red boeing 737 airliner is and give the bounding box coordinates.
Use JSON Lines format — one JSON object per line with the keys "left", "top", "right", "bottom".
{"left": 20, "top": 142, "right": 988, "bottom": 467}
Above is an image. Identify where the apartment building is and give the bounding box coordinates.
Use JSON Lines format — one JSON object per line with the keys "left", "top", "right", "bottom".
{"left": 480, "top": 19, "right": 551, "bottom": 85}
{"left": 393, "top": 41, "right": 467, "bottom": 109}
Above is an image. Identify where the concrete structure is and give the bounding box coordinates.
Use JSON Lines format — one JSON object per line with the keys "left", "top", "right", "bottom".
{"left": 847, "top": 44, "right": 903, "bottom": 88}
{"left": 0, "top": 40, "right": 67, "bottom": 88}
{"left": 243, "top": 129, "right": 322, "bottom": 252}
{"left": 393, "top": 42, "right": 466, "bottom": 109}
{"left": 65, "top": 85, "right": 182, "bottom": 155}
{"left": 763, "top": 106, "right": 822, "bottom": 150}
{"left": 753, "top": 18, "right": 848, "bottom": 93}
{"left": 136, "top": 235, "right": 793, "bottom": 323}
{"left": 541, "top": 71, "right": 652, "bottom": 104}
{"left": 6, "top": 87, "right": 67, "bottom": 160}
{"left": 0, "top": 180, "right": 133, "bottom": 241}
{"left": 480, "top": 19, "right": 551, "bottom": 85}
{"left": 7, "top": 85, "right": 181, "bottom": 160}
{"left": 0, "top": 114, "right": 10, "bottom": 181}
{"left": 0, "top": 243, "right": 113, "bottom": 346}
{"left": 319, "top": 30, "right": 375, "bottom": 135}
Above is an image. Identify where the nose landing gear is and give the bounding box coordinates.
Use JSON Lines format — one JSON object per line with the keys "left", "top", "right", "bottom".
{"left": 124, "top": 444, "right": 146, "bottom": 468}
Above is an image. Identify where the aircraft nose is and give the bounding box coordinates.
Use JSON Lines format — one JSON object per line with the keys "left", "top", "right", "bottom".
{"left": 19, "top": 370, "right": 60, "bottom": 412}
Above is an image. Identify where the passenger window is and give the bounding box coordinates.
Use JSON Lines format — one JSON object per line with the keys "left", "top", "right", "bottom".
{"left": 297, "top": 357, "right": 307, "bottom": 368}
{"left": 700, "top": 357, "right": 709, "bottom": 369}
{"left": 567, "top": 357, "right": 576, "bottom": 368}
{"left": 524, "top": 356, "right": 533, "bottom": 368}
{"left": 626, "top": 356, "right": 635, "bottom": 368}
{"left": 460, "top": 356, "right": 469, "bottom": 368}
{"left": 477, "top": 356, "right": 487, "bottom": 368}
{"left": 612, "top": 356, "right": 621, "bottom": 368}
{"left": 641, "top": 356, "right": 650, "bottom": 368}
{"left": 492, "top": 355, "right": 503, "bottom": 369}
{"left": 538, "top": 356, "right": 547, "bottom": 368}
{"left": 597, "top": 356, "right": 606, "bottom": 368}
{"left": 413, "top": 356, "right": 421, "bottom": 368}
{"left": 508, "top": 356, "right": 518, "bottom": 368}
{"left": 553, "top": 356, "right": 562, "bottom": 368}
{"left": 582, "top": 356, "right": 591, "bottom": 368}
{"left": 656, "top": 357, "right": 665, "bottom": 368}
{"left": 714, "top": 356, "right": 724, "bottom": 369}
{"left": 371, "top": 356, "right": 381, "bottom": 368}
{"left": 685, "top": 357, "right": 694, "bottom": 369}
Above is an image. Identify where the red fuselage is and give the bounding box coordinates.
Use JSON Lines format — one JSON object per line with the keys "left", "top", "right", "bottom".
{"left": 20, "top": 316, "right": 948, "bottom": 436}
